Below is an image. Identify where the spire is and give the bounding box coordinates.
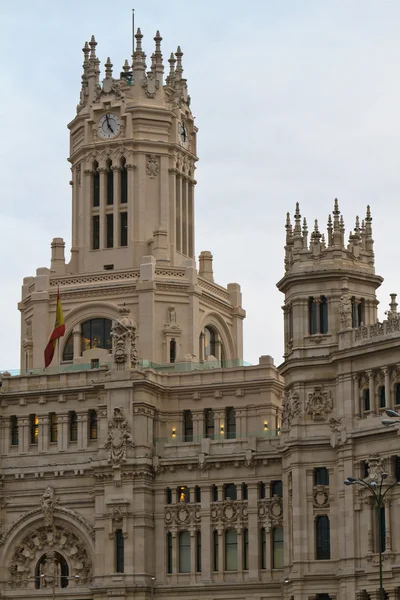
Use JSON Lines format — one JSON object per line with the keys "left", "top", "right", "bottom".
{"left": 105, "top": 57, "right": 113, "bottom": 79}
{"left": 285, "top": 212, "right": 293, "bottom": 244}
{"left": 122, "top": 59, "right": 130, "bottom": 73}
{"left": 77, "top": 41, "right": 90, "bottom": 111}
{"left": 332, "top": 198, "right": 342, "bottom": 246}
{"left": 89, "top": 35, "right": 97, "bottom": 61}
{"left": 166, "top": 52, "right": 176, "bottom": 85}
{"left": 311, "top": 219, "right": 321, "bottom": 240}
{"left": 151, "top": 52, "right": 156, "bottom": 72}
{"left": 365, "top": 204, "right": 374, "bottom": 253}
{"left": 175, "top": 46, "right": 183, "bottom": 80}
{"left": 302, "top": 217, "right": 308, "bottom": 249}
{"left": 327, "top": 214, "right": 333, "bottom": 246}
{"left": 132, "top": 27, "right": 146, "bottom": 72}
{"left": 339, "top": 214, "right": 345, "bottom": 246}
{"left": 153, "top": 30, "right": 164, "bottom": 81}
{"left": 293, "top": 203, "right": 303, "bottom": 249}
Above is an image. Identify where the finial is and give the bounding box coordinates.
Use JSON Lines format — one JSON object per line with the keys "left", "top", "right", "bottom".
{"left": 293, "top": 202, "right": 302, "bottom": 235}
{"left": 151, "top": 52, "right": 156, "bottom": 72}
{"left": 153, "top": 30, "right": 164, "bottom": 78}
{"left": 321, "top": 233, "right": 326, "bottom": 248}
{"left": 312, "top": 219, "right": 321, "bottom": 238}
{"left": 154, "top": 30, "right": 162, "bottom": 53}
{"left": 135, "top": 27, "right": 143, "bottom": 52}
{"left": 82, "top": 41, "right": 90, "bottom": 64}
{"left": 89, "top": 35, "right": 97, "bottom": 60}
{"left": 302, "top": 217, "right": 308, "bottom": 249}
{"left": 166, "top": 52, "right": 176, "bottom": 85}
{"left": 175, "top": 45, "right": 183, "bottom": 79}
{"left": 285, "top": 212, "right": 293, "bottom": 244}
{"left": 302, "top": 217, "right": 308, "bottom": 235}
{"left": 122, "top": 59, "right": 130, "bottom": 73}
{"left": 327, "top": 214, "right": 333, "bottom": 247}
{"left": 105, "top": 57, "right": 113, "bottom": 78}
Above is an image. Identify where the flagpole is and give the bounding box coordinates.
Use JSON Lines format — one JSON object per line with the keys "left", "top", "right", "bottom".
{"left": 58, "top": 338, "right": 61, "bottom": 373}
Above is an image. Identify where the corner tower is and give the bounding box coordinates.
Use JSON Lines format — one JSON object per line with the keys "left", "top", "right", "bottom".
{"left": 19, "top": 27, "right": 245, "bottom": 370}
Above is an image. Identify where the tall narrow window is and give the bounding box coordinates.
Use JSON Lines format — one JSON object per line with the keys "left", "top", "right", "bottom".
{"left": 62, "top": 334, "right": 73, "bottom": 361}
{"left": 379, "top": 386, "right": 386, "bottom": 408}
{"left": 316, "top": 516, "right": 331, "bottom": 560}
{"left": 49, "top": 413, "right": 58, "bottom": 443}
{"left": 396, "top": 383, "right": 400, "bottom": 405}
{"left": 92, "top": 215, "right": 100, "bottom": 250}
{"left": 243, "top": 528, "right": 249, "bottom": 570}
{"left": 183, "top": 410, "right": 193, "bottom": 442}
{"left": 166, "top": 488, "right": 173, "bottom": 504}
{"left": 358, "top": 299, "right": 365, "bottom": 326}
{"left": 167, "top": 532, "right": 173, "bottom": 573}
{"left": 107, "top": 162, "right": 114, "bottom": 205}
{"left": 93, "top": 163, "right": 99, "bottom": 207}
{"left": 106, "top": 214, "right": 114, "bottom": 248}
{"left": 320, "top": 296, "right": 328, "bottom": 334}
{"left": 179, "top": 531, "right": 190, "bottom": 573}
{"left": 241, "top": 483, "right": 248, "bottom": 500}
{"left": 288, "top": 305, "right": 293, "bottom": 341}
{"left": 120, "top": 212, "right": 128, "bottom": 247}
{"left": 88, "top": 410, "right": 98, "bottom": 440}
{"left": 309, "top": 297, "right": 317, "bottom": 335}
{"left": 213, "top": 529, "right": 219, "bottom": 571}
{"left": 10, "top": 416, "right": 19, "bottom": 446}
{"left": 314, "top": 467, "right": 329, "bottom": 486}
{"left": 272, "top": 527, "right": 284, "bottom": 568}
{"left": 195, "top": 486, "right": 201, "bottom": 503}
{"left": 224, "top": 483, "right": 237, "bottom": 500}
{"left": 271, "top": 480, "right": 283, "bottom": 497}
{"left": 120, "top": 160, "right": 127, "bottom": 204}
{"left": 115, "top": 529, "right": 124, "bottom": 573}
{"left": 178, "top": 486, "right": 190, "bottom": 503}
{"left": 394, "top": 456, "right": 400, "bottom": 482}
{"left": 212, "top": 484, "right": 218, "bottom": 502}
{"left": 30, "top": 414, "right": 38, "bottom": 444}
{"left": 204, "top": 408, "right": 214, "bottom": 438}
{"left": 169, "top": 339, "right": 176, "bottom": 364}
{"left": 225, "top": 529, "right": 238, "bottom": 571}
{"left": 69, "top": 411, "right": 78, "bottom": 442}
{"left": 226, "top": 407, "right": 236, "bottom": 439}
{"left": 204, "top": 326, "right": 217, "bottom": 357}
{"left": 364, "top": 388, "right": 371, "bottom": 411}
{"left": 259, "top": 481, "right": 266, "bottom": 499}
{"left": 377, "top": 506, "right": 386, "bottom": 553}
{"left": 260, "top": 527, "right": 266, "bottom": 569}
{"left": 196, "top": 531, "right": 202, "bottom": 572}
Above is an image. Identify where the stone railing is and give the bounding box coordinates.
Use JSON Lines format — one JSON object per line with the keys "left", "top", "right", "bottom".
{"left": 354, "top": 315, "right": 400, "bottom": 343}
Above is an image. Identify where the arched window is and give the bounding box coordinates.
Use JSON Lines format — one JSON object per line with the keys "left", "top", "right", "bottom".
{"left": 35, "top": 551, "right": 69, "bottom": 589}
{"left": 170, "top": 339, "right": 176, "bottom": 363}
{"left": 92, "top": 161, "right": 99, "bottom": 207}
{"left": 179, "top": 531, "right": 190, "bottom": 573}
{"left": 106, "top": 159, "right": 114, "bottom": 205}
{"left": 81, "top": 318, "right": 112, "bottom": 354}
{"left": 62, "top": 334, "right": 73, "bottom": 361}
{"left": 225, "top": 529, "right": 238, "bottom": 571}
{"left": 316, "top": 515, "right": 331, "bottom": 560}
{"left": 120, "top": 158, "right": 127, "bottom": 204}
{"left": 320, "top": 296, "right": 328, "bottom": 334}
{"left": 363, "top": 388, "right": 370, "bottom": 412}
{"left": 204, "top": 326, "right": 217, "bottom": 358}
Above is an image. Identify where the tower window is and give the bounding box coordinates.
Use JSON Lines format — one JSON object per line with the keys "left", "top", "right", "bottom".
{"left": 107, "top": 162, "right": 114, "bottom": 205}
{"left": 120, "top": 212, "right": 128, "bottom": 247}
{"left": 92, "top": 215, "right": 100, "bottom": 250}
{"left": 363, "top": 388, "right": 370, "bottom": 411}
{"left": 379, "top": 386, "right": 386, "bottom": 408}
{"left": 10, "top": 416, "right": 19, "bottom": 446}
{"left": 309, "top": 296, "right": 328, "bottom": 334}
{"left": 183, "top": 410, "right": 193, "bottom": 442}
{"left": 272, "top": 527, "right": 284, "bottom": 568}
{"left": 115, "top": 529, "right": 124, "bottom": 573}
{"left": 106, "top": 214, "right": 114, "bottom": 248}
{"left": 93, "top": 163, "right": 99, "bottom": 207}
{"left": 226, "top": 407, "right": 236, "bottom": 439}
{"left": 309, "top": 297, "right": 318, "bottom": 335}
{"left": 167, "top": 532, "right": 173, "bottom": 573}
{"left": 120, "top": 160, "right": 127, "bottom": 204}
{"left": 204, "top": 326, "right": 217, "bottom": 358}
{"left": 320, "top": 296, "right": 328, "bottom": 334}
{"left": 204, "top": 408, "right": 214, "bottom": 438}
{"left": 169, "top": 339, "right": 176, "bottom": 363}
{"left": 88, "top": 409, "right": 98, "bottom": 440}
{"left": 178, "top": 486, "right": 190, "bottom": 502}
{"left": 49, "top": 413, "right": 58, "bottom": 443}
{"left": 314, "top": 467, "right": 329, "bottom": 486}
{"left": 69, "top": 411, "right": 78, "bottom": 442}
{"left": 81, "top": 318, "right": 112, "bottom": 354}
{"left": 316, "top": 515, "right": 331, "bottom": 560}
{"left": 30, "top": 414, "right": 38, "bottom": 444}
{"left": 179, "top": 531, "right": 190, "bottom": 573}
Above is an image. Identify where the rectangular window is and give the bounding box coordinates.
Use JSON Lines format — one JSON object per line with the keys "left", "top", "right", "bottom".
{"left": 309, "top": 297, "right": 318, "bottom": 335}
{"left": 183, "top": 410, "right": 193, "bottom": 442}
{"left": 316, "top": 516, "right": 330, "bottom": 560}
{"left": 243, "top": 528, "right": 249, "bottom": 570}
{"left": 107, "top": 169, "right": 114, "bottom": 205}
{"left": 10, "top": 416, "right": 19, "bottom": 446}
{"left": 106, "top": 214, "right": 114, "bottom": 248}
{"left": 88, "top": 410, "right": 98, "bottom": 440}
{"left": 241, "top": 483, "right": 248, "bottom": 500}
{"left": 314, "top": 467, "right": 329, "bottom": 486}
{"left": 212, "top": 484, "right": 218, "bottom": 502}
{"left": 364, "top": 389, "right": 371, "bottom": 411}
{"left": 259, "top": 481, "right": 266, "bottom": 499}
{"left": 379, "top": 386, "right": 386, "bottom": 408}
{"left": 224, "top": 483, "right": 237, "bottom": 500}
{"left": 115, "top": 529, "right": 124, "bottom": 573}
{"left": 395, "top": 456, "right": 400, "bottom": 482}
{"left": 179, "top": 531, "right": 191, "bottom": 573}
{"left": 178, "top": 486, "right": 190, "bottom": 503}
{"left": 196, "top": 530, "right": 201, "bottom": 572}
{"left": 166, "top": 488, "right": 172, "bottom": 504}
{"left": 272, "top": 526, "right": 284, "bottom": 568}
{"left": 120, "top": 167, "right": 127, "bottom": 203}
{"left": 49, "top": 413, "right": 58, "bottom": 443}
{"left": 204, "top": 408, "right": 215, "bottom": 439}
{"left": 225, "top": 529, "right": 238, "bottom": 571}
{"left": 377, "top": 506, "right": 386, "bottom": 553}
{"left": 271, "top": 480, "right": 283, "bottom": 497}
{"left": 120, "top": 212, "right": 128, "bottom": 247}
{"left": 320, "top": 296, "right": 328, "bottom": 334}
{"left": 195, "top": 486, "right": 201, "bottom": 503}
{"left": 92, "top": 215, "right": 100, "bottom": 250}
{"left": 30, "top": 414, "right": 38, "bottom": 444}
{"left": 226, "top": 407, "right": 236, "bottom": 439}
{"left": 93, "top": 171, "right": 100, "bottom": 207}
{"left": 69, "top": 411, "right": 78, "bottom": 442}
{"left": 213, "top": 529, "right": 219, "bottom": 571}
{"left": 260, "top": 527, "right": 266, "bottom": 569}
{"left": 167, "top": 532, "right": 173, "bottom": 573}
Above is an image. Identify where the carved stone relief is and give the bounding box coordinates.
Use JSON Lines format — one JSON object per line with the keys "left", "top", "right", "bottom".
{"left": 40, "top": 485, "right": 59, "bottom": 528}
{"left": 282, "top": 389, "right": 301, "bottom": 430}
{"left": 105, "top": 407, "right": 134, "bottom": 465}
{"left": 306, "top": 385, "right": 332, "bottom": 421}
{"left": 142, "top": 72, "right": 160, "bottom": 98}
{"left": 365, "top": 453, "right": 385, "bottom": 484}
{"left": 165, "top": 502, "right": 201, "bottom": 531}
{"left": 111, "top": 305, "right": 138, "bottom": 369}
{"left": 313, "top": 485, "right": 330, "bottom": 509}
{"left": 258, "top": 496, "right": 283, "bottom": 531}
{"left": 146, "top": 154, "right": 160, "bottom": 178}
{"left": 210, "top": 499, "right": 248, "bottom": 527}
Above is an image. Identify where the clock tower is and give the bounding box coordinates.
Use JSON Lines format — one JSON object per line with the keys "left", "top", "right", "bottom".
{"left": 19, "top": 27, "right": 245, "bottom": 370}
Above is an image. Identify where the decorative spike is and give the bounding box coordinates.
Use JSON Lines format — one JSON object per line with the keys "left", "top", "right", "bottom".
{"left": 293, "top": 202, "right": 302, "bottom": 234}
{"left": 327, "top": 214, "right": 333, "bottom": 246}
{"left": 333, "top": 197, "right": 340, "bottom": 230}
{"left": 135, "top": 28, "right": 143, "bottom": 52}
{"left": 302, "top": 217, "right": 308, "bottom": 249}
{"left": 105, "top": 57, "right": 113, "bottom": 78}
{"left": 364, "top": 205, "right": 374, "bottom": 255}
{"left": 321, "top": 233, "right": 326, "bottom": 248}
{"left": 83, "top": 41, "right": 90, "bottom": 65}
{"left": 151, "top": 52, "right": 156, "bottom": 72}
{"left": 302, "top": 217, "right": 308, "bottom": 235}
{"left": 153, "top": 30, "right": 164, "bottom": 79}
{"left": 89, "top": 35, "right": 97, "bottom": 60}
{"left": 285, "top": 212, "right": 293, "bottom": 244}
{"left": 175, "top": 45, "right": 183, "bottom": 80}
{"left": 122, "top": 59, "right": 130, "bottom": 73}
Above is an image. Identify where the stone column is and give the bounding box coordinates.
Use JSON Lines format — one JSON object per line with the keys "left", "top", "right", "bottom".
{"left": 353, "top": 374, "right": 360, "bottom": 417}
{"left": 57, "top": 414, "right": 69, "bottom": 452}
{"left": 171, "top": 531, "right": 178, "bottom": 580}
{"left": 200, "top": 486, "right": 211, "bottom": 581}
{"left": 384, "top": 498, "right": 392, "bottom": 552}
{"left": 72, "top": 324, "right": 81, "bottom": 360}
{"left": 236, "top": 527, "right": 243, "bottom": 580}
{"left": 126, "top": 162, "right": 136, "bottom": 247}
{"left": 1, "top": 418, "right": 9, "bottom": 454}
{"left": 247, "top": 483, "right": 259, "bottom": 579}
{"left": 384, "top": 367, "right": 391, "bottom": 408}
{"left": 217, "top": 528, "right": 224, "bottom": 577}
{"left": 19, "top": 417, "right": 29, "bottom": 454}
{"left": 112, "top": 165, "right": 121, "bottom": 246}
{"left": 189, "top": 528, "right": 196, "bottom": 580}
{"left": 98, "top": 166, "right": 108, "bottom": 249}
{"left": 77, "top": 411, "right": 88, "bottom": 450}
{"left": 367, "top": 370, "right": 375, "bottom": 413}
{"left": 38, "top": 414, "right": 49, "bottom": 453}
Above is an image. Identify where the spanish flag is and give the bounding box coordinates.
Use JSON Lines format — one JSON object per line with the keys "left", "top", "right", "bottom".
{"left": 44, "top": 288, "right": 65, "bottom": 368}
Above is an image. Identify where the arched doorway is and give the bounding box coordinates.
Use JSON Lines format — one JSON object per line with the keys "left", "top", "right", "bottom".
{"left": 35, "top": 551, "right": 69, "bottom": 589}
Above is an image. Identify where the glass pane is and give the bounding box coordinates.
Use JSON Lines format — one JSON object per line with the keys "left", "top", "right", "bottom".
{"left": 179, "top": 531, "right": 191, "bottom": 573}
{"left": 120, "top": 212, "right": 128, "bottom": 247}
{"left": 120, "top": 168, "right": 127, "bottom": 203}
{"left": 90, "top": 318, "right": 104, "bottom": 348}
{"left": 225, "top": 529, "right": 237, "bottom": 571}
{"left": 273, "top": 527, "right": 284, "bottom": 568}
{"left": 62, "top": 333, "right": 73, "bottom": 361}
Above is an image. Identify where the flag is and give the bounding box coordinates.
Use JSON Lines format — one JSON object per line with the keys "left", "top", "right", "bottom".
{"left": 44, "top": 288, "right": 65, "bottom": 368}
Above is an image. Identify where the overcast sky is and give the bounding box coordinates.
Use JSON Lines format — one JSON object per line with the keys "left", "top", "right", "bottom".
{"left": 1, "top": 0, "right": 400, "bottom": 371}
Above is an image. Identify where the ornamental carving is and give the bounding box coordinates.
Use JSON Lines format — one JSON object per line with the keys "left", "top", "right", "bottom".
{"left": 40, "top": 485, "right": 59, "bottom": 528}
{"left": 111, "top": 305, "right": 138, "bottom": 369}
{"left": 365, "top": 453, "right": 385, "bottom": 484}
{"left": 258, "top": 496, "right": 283, "bottom": 531}
{"left": 8, "top": 525, "right": 92, "bottom": 588}
{"left": 210, "top": 499, "right": 248, "bottom": 527}
{"left": 105, "top": 407, "right": 134, "bottom": 465}
{"left": 313, "top": 485, "right": 330, "bottom": 509}
{"left": 165, "top": 502, "right": 201, "bottom": 530}
{"left": 142, "top": 72, "right": 160, "bottom": 98}
{"left": 306, "top": 385, "right": 332, "bottom": 421}
{"left": 146, "top": 154, "right": 160, "bottom": 179}
{"left": 339, "top": 293, "right": 352, "bottom": 329}
{"left": 282, "top": 389, "right": 301, "bottom": 430}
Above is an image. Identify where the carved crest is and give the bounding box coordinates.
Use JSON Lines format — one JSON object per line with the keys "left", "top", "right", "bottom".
{"left": 146, "top": 154, "right": 160, "bottom": 178}
{"left": 142, "top": 72, "right": 160, "bottom": 98}
{"left": 165, "top": 503, "right": 201, "bottom": 530}
{"left": 105, "top": 407, "right": 134, "bottom": 465}
{"left": 306, "top": 385, "right": 332, "bottom": 421}
{"left": 258, "top": 496, "right": 283, "bottom": 531}
{"left": 282, "top": 389, "right": 301, "bottom": 430}
{"left": 210, "top": 499, "right": 248, "bottom": 527}
{"left": 313, "top": 485, "right": 330, "bottom": 509}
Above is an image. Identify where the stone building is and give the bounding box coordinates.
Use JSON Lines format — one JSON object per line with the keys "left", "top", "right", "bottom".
{"left": 0, "top": 22, "right": 400, "bottom": 600}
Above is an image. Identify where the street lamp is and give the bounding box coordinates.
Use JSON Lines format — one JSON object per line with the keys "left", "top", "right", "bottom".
{"left": 344, "top": 472, "right": 400, "bottom": 600}
{"left": 381, "top": 409, "right": 400, "bottom": 427}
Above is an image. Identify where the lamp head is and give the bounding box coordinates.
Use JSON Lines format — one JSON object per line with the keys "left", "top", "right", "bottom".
{"left": 347, "top": 476, "right": 357, "bottom": 483}
{"left": 386, "top": 409, "right": 400, "bottom": 418}
{"left": 381, "top": 472, "right": 388, "bottom": 480}
{"left": 381, "top": 419, "right": 396, "bottom": 427}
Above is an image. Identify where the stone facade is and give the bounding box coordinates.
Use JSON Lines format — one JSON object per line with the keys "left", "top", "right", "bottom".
{"left": 1, "top": 21, "right": 400, "bottom": 600}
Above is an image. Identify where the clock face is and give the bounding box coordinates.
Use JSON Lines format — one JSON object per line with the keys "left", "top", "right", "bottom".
{"left": 98, "top": 113, "right": 121, "bottom": 139}
{"left": 179, "top": 122, "right": 188, "bottom": 145}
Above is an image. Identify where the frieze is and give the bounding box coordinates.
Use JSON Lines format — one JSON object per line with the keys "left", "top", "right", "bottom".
{"left": 313, "top": 485, "right": 330, "bottom": 509}
{"left": 210, "top": 499, "right": 248, "bottom": 527}
{"left": 165, "top": 502, "right": 200, "bottom": 530}
{"left": 258, "top": 496, "right": 283, "bottom": 531}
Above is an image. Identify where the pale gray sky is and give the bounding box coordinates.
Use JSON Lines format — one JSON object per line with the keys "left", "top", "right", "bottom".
{"left": 1, "top": 1, "right": 400, "bottom": 370}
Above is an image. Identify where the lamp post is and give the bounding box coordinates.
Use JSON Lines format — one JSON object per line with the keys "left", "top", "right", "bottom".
{"left": 381, "top": 408, "right": 400, "bottom": 428}
{"left": 344, "top": 472, "right": 399, "bottom": 600}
